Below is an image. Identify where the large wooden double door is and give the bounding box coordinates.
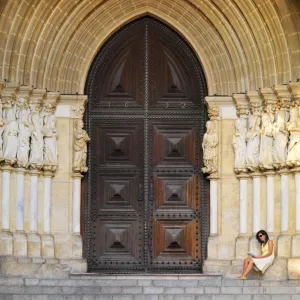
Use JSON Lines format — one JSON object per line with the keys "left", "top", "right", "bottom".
{"left": 84, "top": 17, "right": 208, "bottom": 273}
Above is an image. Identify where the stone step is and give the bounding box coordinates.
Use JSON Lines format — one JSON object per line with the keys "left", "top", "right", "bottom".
{"left": 0, "top": 276, "right": 299, "bottom": 299}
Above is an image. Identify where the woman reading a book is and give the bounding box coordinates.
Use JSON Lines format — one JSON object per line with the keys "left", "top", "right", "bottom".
{"left": 237, "top": 230, "right": 275, "bottom": 280}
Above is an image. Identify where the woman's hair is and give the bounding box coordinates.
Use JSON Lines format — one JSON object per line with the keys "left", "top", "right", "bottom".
{"left": 256, "top": 230, "right": 269, "bottom": 245}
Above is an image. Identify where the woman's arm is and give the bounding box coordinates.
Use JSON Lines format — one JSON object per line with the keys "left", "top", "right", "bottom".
{"left": 253, "top": 240, "right": 274, "bottom": 259}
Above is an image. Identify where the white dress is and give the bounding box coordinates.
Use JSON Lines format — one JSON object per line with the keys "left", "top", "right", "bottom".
{"left": 251, "top": 240, "right": 275, "bottom": 274}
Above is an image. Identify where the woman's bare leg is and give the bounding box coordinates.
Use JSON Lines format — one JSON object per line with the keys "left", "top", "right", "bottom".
{"left": 241, "top": 260, "right": 255, "bottom": 278}
{"left": 242, "top": 258, "right": 250, "bottom": 275}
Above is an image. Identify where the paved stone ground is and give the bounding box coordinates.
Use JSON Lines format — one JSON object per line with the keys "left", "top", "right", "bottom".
{"left": 0, "top": 275, "right": 299, "bottom": 299}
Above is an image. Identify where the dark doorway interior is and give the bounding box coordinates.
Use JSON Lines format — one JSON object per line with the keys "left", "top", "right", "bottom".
{"left": 84, "top": 16, "right": 208, "bottom": 273}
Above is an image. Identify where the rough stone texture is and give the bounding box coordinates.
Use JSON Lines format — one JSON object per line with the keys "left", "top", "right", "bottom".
{"left": 0, "top": 275, "right": 297, "bottom": 298}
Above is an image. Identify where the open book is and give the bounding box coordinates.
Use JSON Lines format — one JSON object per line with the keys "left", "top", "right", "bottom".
{"left": 247, "top": 252, "right": 255, "bottom": 257}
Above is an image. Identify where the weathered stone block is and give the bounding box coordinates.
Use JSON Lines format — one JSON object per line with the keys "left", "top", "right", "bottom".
{"left": 277, "top": 235, "right": 292, "bottom": 258}
{"left": 27, "top": 232, "right": 41, "bottom": 258}
{"left": 220, "top": 286, "right": 242, "bottom": 294}
{"left": 122, "top": 287, "right": 143, "bottom": 294}
{"left": 144, "top": 287, "right": 164, "bottom": 294}
{"left": 101, "top": 287, "right": 122, "bottom": 294}
{"left": 184, "top": 287, "right": 204, "bottom": 294}
{"left": 0, "top": 231, "right": 13, "bottom": 256}
{"left": 164, "top": 288, "right": 184, "bottom": 294}
{"left": 204, "top": 287, "right": 220, "bottom": 294}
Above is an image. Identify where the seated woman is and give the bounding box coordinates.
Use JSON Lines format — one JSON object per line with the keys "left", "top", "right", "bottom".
{"left": 237, "top": 230, "right": 275, "bottom": 280}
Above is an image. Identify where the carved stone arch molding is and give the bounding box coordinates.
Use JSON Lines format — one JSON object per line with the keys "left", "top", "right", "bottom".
{"left": 84, "top": 16, "right": 208, "bottom": 273}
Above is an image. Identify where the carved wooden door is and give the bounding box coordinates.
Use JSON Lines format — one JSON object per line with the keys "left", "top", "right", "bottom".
{"left": 84, "top": 17, "right": 208, "bottom": 273}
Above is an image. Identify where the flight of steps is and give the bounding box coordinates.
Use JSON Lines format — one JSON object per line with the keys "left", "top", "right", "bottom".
{"left": 0, "top": 274, "right": 299, "bottom": 299}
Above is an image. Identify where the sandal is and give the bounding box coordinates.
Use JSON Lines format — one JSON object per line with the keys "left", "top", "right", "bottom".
{"left": 236, "top": 276, "right": 246, "bottom": 280}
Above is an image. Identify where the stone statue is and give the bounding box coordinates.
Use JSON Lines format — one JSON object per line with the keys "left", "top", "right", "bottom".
{"left": 202, "top": 120, "right": 218, "bottom": 174}
{"left": 273, "top": 109, "right": 289, "bottom": 168}
{"left": 259, "top": 106, "right": 275, "bottom": 170}
{"left": 232, "top": 118, "right": 247, "bottom": 173}
{"left": 16, "top": 97, "right": 31, "bottom": 168}
{"left": 29, "top": 99, "right": 44, "bottom": 168}
{"left": 2, "top": 98, "right": 18, "bottom": 163}
{"left": 287, "top": 99, "right": 300, "bottom": 167}
{"left": 73, "top": 119, "right": 90, "bottom": 173}
{"left": 246, "top": 114, "right": 261, "bottom": 171}
{"left": 42, "top": 103, "right": 58, "bottom": 167}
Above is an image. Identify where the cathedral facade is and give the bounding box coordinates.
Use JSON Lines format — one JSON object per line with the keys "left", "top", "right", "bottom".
{"left": 0, "top": 0, "right": 299, "bottom": 280}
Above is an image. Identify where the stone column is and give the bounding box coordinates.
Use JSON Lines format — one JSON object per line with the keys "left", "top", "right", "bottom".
{"left": 289, "top": 82, "right": 300, "bottom": 263}
{"left": 274, "top": 85, "right": 293, "bottom": 259}
{"left": 0, "top": 165, "right": 13, "bottom": 255}
{"left": 27, "top": 169, "right": 41, "bottom": 258}
{"left": 249, "top": 172, "right": 263, "bottom": 253}
{"left": 41, "top": 169, "right": 56, "bottom": 261}
{"left": 208, "top": 173, "right": 219, "bottom": 236}
{"left": 72, "top": 172, "right": 84, "bottom": 258}
{"left": 13, "top": 168, "right": 27, "bottom": 256}
{"left": 264, "top": 171, "right": 276, "bottom": 233}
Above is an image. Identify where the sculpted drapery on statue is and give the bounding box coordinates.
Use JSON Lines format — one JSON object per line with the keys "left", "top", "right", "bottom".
{"left": 202, "top": 120, "right": 218, "bottom": 174}
{"left": 42, "top": 103, "right": 58, "bottom": 168}
{"left": 29, "top": 98, "right": 44, "bottom": 169}
{"left": 16, "top": 97, "right": 31, "bottom": 168}
{"left": 73, "top": 119, "right": 90, "bottom": 173}
{"left": 233, "top": 118, "right": 248, "bottom": 173}
{"left": 259, "top": 102, "right": 275, "bottom": 170}
{"left": 272, "top": 93, "right": 291, "bottom": 169}
{"left": 2, "top": 96, "right": 18, "bottom": 164}
{"left": 246, "top": 94, "right": 262, "bottom": 171}
{"left": 232, "top": 98, "right": 249, "bottom": 173}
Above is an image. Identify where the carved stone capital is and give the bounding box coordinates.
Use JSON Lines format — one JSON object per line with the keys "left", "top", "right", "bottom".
{"left": 43, "top": 164, "right": 57, "bottom": 173}
{"left": 247, "top": 91, "right": 263, "bottom": 116}
{"left": 207, "top": 106, "right": 220, "bottom": 120}
{"left": 274, "top": 85, "right": 293, "bottom": 111}
{"left": 29, "top": 169, "right": 42, "bottom": 176}
{"left": 70, "top": 105, "right": 85, "bottom": 119}
{"left": 260, "top": 88, "right": 277, "bottom": 114}
{"left": 233, "top": 93, "right": 249, "bottom": 118}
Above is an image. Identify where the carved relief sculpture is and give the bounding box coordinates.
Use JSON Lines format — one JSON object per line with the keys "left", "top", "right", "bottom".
{"left": 16, "top": 96, "right": 31, "bottom": 168}
{"left": 246, "top": 101, "right": 262, "bottom": 171}
{"left": 272, "top": 100, "right": 290, "bottom": 168}
{"left": 2, "top": 96, "right": 18, "bottom": 164}
{"left": 259, "top": 104, "right": 275, "bottom": 170}
{"left": 202, "top": 120, "right": 218, "bottom": 174}
{"left": 287, "top": 97, "right": 300, "bottom": 167}
{"left": 42, "top": 103, "right": 58, "bottom": 169}
{"left": 73, "top": 119, "right": 90, "bottom": 173}
{"left": 29, "top": 98, "right": 44, "bottom": 169}
{"left": 233, "top": 117, "right": 247, "bottom": 173}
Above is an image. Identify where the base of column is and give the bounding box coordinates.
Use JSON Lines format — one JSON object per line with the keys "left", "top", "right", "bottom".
{"left": 41, "top": 234, "right": 55, "bottom": 258}
{"left": 206, "top": 235, "right": 219, "bottom": 259}
{"left": 235, "top": 235, "right": 249, "bottom": 259}
{"left": 249, "top": 236, "right": 260, "bottom": 255}
{"left": 59, "top": 258, "right": 87, "bottom": 273}
{"left": 288, "top": 258, "right": 300, "bottom": 279}
{"left": 0, "top": 230, "right": 13, "bottom": 255}
{"left": 13, "top": 231, "right": 27, "bottom": 256}
{"left": 27, "top": 232, "right": 41, "bottom": 257}
{"left": 202, "top": 259, "right": 231, "bottom": 275}
{"left": 292, "top": 234, "right": 300, "bottom": 257}
{"left": 0, "top": 256, "right": 69, "bottom": 278}
{"left": 72, "top": 234, "right": 83, "bottom": 258}
{"left": 277, "top": 234, "right": 292, "bottom": 258}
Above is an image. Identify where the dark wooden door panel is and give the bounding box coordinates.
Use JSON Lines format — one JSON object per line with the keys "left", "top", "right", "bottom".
{"left": 85, "top": 17, "right": 208, "bottom": 273}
